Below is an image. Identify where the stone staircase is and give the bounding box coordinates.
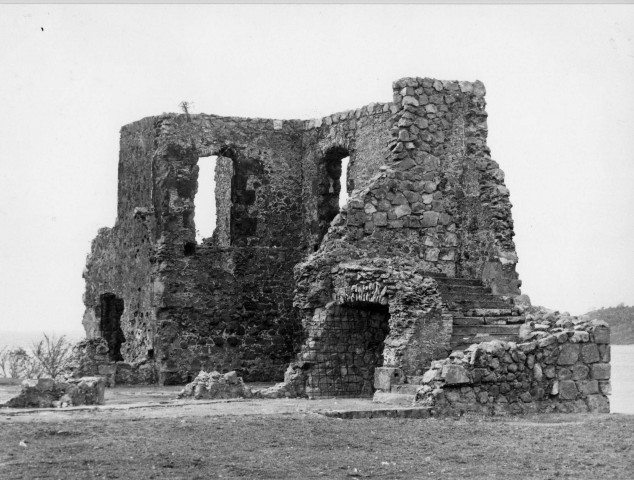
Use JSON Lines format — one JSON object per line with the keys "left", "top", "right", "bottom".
{"left": 427, "top": 274, "right": 524, "bottom": 350}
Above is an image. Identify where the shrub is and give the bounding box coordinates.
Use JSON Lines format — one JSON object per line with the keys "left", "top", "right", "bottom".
{"left": 31, "top": 334, "right": 73, "bottom": 379}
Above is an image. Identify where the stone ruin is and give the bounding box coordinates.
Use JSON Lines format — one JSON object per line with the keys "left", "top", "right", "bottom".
{"left": 80, "top": 76, "right": 610, "bottom": 413}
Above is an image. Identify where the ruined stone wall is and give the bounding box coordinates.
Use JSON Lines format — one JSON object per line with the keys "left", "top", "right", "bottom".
{"left": 82, "top": 117, "right": 162, "bottom": 366}
{"left": 145, "top": 115, "right": 309, "bottom": 383}
{"left": 410, "top": 314, "right": 611, "bottom": 415}
{"left": 291, "top": 77, "right": 521, "bottom": 395}
{"left": 300, "top": 103, "right": 394, "bottom": 251}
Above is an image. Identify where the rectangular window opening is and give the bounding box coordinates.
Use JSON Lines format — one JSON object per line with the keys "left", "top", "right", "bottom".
{"left": 339, "top": 156, "right": 350, "bottom": 209}
{"left": 195, "top": 155, "right": 218, "bottom": 243}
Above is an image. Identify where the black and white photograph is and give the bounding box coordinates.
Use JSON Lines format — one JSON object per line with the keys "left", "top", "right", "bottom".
{"left": 0, "top": 2, "right": 633, "bottom": 478}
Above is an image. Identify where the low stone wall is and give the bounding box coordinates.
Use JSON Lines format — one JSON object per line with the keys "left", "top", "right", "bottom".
{"left": 2, "top": 377, "right": 106, "bottom": 408}
{"left": 374, "top": 309, "right": 610, "bottom": 415}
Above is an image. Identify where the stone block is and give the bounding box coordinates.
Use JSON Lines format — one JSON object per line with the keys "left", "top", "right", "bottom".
{"left": 585, "top": 394, "right": 610, "bottom": 413}
{"left": 444, "top": 389, "right": 462, "bottom": 403}
{"left": 422, "top": 368, "right": 439, "bottom": 384}
{"left": 570, "top": 331, "right": 589, "bottom": 343}
{"left": 571, "top": 364, "right": 589, "bottom": 381}
{"left": 557, "top": 344, "right": 579, "bottom": 365}
{"left": 520, "top": 392, "right": 533, "bottom": 403}
{"left": 407, "top": 375, "right": 426, "bottom": 385}
{"left": 441, "top": 365, "right": 470, "bottom": 385}
{"left": 598, "top": 344, "right": 610, "bottom": 362}
{"left": 558, "top": 368, "right": 573, "bottom": 381}
{"left": 558, "top": 380, "right": 578, "bottom": 400}
{"left": 36, "top": 378, "right": 56, "bottom": 390}
{"left": 394, "top": 204, "right": 412, "bottom": 218}
{"left": 592, "top": 325, "right": 610, "bottom": 344}
{"left": 374, "top": 367, "right": 404, "bottom": 391}
{"left": 373, "top": 212, "right": 388, "bottom": 227}
{"left": 538, "top": 335, "right": 557, "bottom": 348}
{"left": 599, "top": 381, "right": 611, "bottom": 395}
{"left": 579, "top": 380, "right": 599, "bottom": 396}
{"left": 372, "top": 391, "right": 415, "bottom": 406}
{"left": 391, "top": 384, "right": 421, "bottom": 395}
{"left": 421, "top": 211, "right": 440, "bottom": 227}
{"left": 581, "top": 344, "right": 600, "bottom": 363}
{"left": 591, "top": 363, "right": 611, "bottom": 380}
{"left": 98, "top": 363, "right": 117, "bottom": 375}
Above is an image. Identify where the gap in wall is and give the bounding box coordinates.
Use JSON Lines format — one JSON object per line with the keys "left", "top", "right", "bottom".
{"left": 339, "top": 156, "right": 350, "bottom": 209}
{"left": 195, "top": 155, "right": 218, "bottom": 243}
{"left": 99, "top": 293, "right": 125, "bottom": 362}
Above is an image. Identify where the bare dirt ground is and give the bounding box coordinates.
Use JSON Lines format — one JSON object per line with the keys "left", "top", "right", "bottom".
{"left": 1, "top": 385, "right": 633, "bottom": 480}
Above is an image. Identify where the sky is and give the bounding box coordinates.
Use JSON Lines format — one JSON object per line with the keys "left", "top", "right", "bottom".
{"left": 0, "top": 4, "right": 632, "bottom": 334}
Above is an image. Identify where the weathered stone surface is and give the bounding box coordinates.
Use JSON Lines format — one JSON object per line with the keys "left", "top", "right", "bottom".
{"left": 441, "top": 365, "right": 470, "bottom": 385}
{"left": 557, "top": 344, "right": 579, "bottom": 365}
{"left": 585, "top": 394, "right": 610, "bottom": 413}
{"left": 592, "top": 324, "right": 610, "bottom": 344}
{"left": 579, "top": 380, "right": 599, "bottom": 395}
{"left": 571, "top": 364, "right": 589, "bottom": 381}
{"left": 177, "top": 371, "right": 254, "bottom": 400}
{"left": 374, "top": 367, "right": 404, "bottom": 391}
{"left": 581, "top": 344, "right": 600, "bottom": 363}
{"left": 3, "top": 377, "right": 106, "bottom": 408}
{"left": 558, "top": 380, "right": 578, "bottom": 400}
{"left": 591, "top": 363, "right": 611, "bottom": 380}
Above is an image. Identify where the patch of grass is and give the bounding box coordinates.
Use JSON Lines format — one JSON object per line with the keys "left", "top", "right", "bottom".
{"left": 0, "top": 413, "right": 633, "bottom": 479}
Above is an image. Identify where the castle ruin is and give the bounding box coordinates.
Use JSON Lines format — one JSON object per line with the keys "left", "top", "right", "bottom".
{"left": 82, "top": 77, "right": 607, "bottom": 410}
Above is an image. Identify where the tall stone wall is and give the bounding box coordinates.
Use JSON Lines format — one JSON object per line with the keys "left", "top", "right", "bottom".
{"left": 82, "top": 117, "right": 163, "bottom": 364}
{"left": 291, "top": 77, "right": 521, "bottom": 396}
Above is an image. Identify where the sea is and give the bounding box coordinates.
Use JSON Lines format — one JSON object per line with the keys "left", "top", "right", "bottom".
{"left": 0, "top": 331, "right": 632, "bottom": 414}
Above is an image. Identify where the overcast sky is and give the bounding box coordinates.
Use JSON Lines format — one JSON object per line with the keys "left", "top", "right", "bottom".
{"left": 0, "top": 4, "right": 632, "bottom": 333}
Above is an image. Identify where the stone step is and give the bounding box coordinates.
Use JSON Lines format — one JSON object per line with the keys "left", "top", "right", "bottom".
{"left": 442, "top": 292, "right": 512, "bottom": 303}
{"left": 390, "top": 384, "right": 422, "bottom": 395}
{"left": 453, "top": 317, "right": 485, "bottom": 326}
{"left": 433, "top": 277, "right": 483, "bottom": 287}
{"left": 372, "top": 391, "right": 416, "bottom": 406}
{"left": 445, "top": 300, "right": 513, "bottom": 310}
{"left": 322, "top": 407, "right": 432, "bottom": 420}
{"left": 450, "top": 333, "right": 520, "bottom": 350}
{"left": 452, "top": 325, "right": 521, "bottom": 336}
{"left": 438, "top": 284, "right": 492, "bottom": 295}
{"left": 454, "top": 308, "right": 516, "bottom": 317}
{"left": 453, "top": 316, "right": 525, "bottom": 326}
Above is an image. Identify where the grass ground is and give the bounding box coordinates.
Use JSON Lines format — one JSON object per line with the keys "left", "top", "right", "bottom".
{"left": 1, "top": 411, "right": 632, "bottom": 479}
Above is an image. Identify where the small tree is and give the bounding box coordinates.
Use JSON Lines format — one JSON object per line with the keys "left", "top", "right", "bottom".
{"left": 179, "top": 101, "right": 193, "bottom": 121}
{"left": 0, "top": 347, "right": 39, "bottom": 378}
{"left": 31, "top": 333, "right": 73, "bottom": 379}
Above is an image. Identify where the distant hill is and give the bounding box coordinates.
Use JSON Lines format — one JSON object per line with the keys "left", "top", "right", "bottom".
{"left": 583, "top": 305, "right": 634, "bottom": 344}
